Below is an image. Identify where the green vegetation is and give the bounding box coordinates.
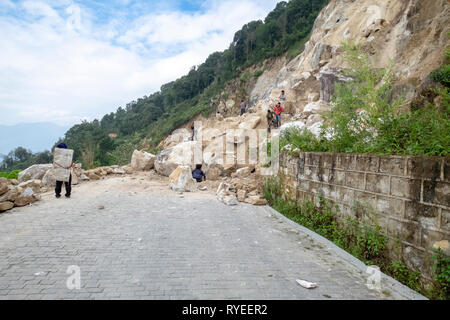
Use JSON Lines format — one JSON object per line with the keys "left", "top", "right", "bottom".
{"left": 46, "top": 0, "right": 328, "bottom": 169}
{"left": 430, "top": 49, "right": 450, "bottom": 87}
{"left": 253, "top": 70, "right": 264, "bottom": 78}
{"left": 0, "top": 147, "right": 51, "bottom": 171}
{"left": 0, "top": 170, "right": 21, "bottom": 180}
{"left": 264, "top": 177, "right": 450, "bottom": 299}
{"left": 280, "top": 44, "right": 450, "bottom": 156}
{"left": 388, "top": 260, "right": 421, "bottom": 293}
{"left": 263, "top": 177, "right": 387, "bottom": 266}
{"left": 431, "top": 248, "right": 450, "bottom": 300}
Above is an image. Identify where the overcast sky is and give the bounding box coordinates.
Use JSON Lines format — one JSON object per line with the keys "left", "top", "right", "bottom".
{"left": 0, "top": 0, "right": 279, "bottom": 126}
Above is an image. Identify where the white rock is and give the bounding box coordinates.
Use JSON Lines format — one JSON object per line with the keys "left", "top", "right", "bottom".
{"left": 238, "top": 115, "right": 261, "bottom": 130}
{"left": 296, "top": 279, "right": 317, "bottom": 289}
{"left": 217, "top": 182, "right": 238, "bottom": 206}
{"left": 301, "top": 72, "right": 311, "bottom": 79}
{"left": 303, "top": 100, "right": 328, "bottom": 113}
{"left": 18, "top": 164, "right": 52, "bottom": 183}
{"left": 168, "top": 166, "right": 197, "bottom": 192}
{"left": 155, "top": 141, "right": 202, "bottom": 176}
{"left": 160, "top": 128, "right": 192, "bottom": 149}
{"left": 22, "top": 187, "right": 34, "bottom": 197}
{"left": 131, "top": 150, "right": 155, "bottom": 171}
{"left": 42, "top": 169, "right": 58, "bottom": 187}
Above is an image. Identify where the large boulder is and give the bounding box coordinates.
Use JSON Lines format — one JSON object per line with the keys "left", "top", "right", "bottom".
{"left": 0, "top": 185, "right": 20, "bottom": 203}
{"left": 159, "top": 128, "right": 192, "bottom": 149}
{"left": 0, "top": 201, "right": 14, "bottom": 212}
{"left": 0, "top": 182, "right": 8, "bottom": 196}
{"left": 14, "top": 195, "right": 36, "bottom": 207}
{"left": 303, "top": 100, "right": 328, "bottom": 113}
{"left": 42, "top": 169, "right": 58, "bottom": 187}
{"left": 202, "top": 139, "right": 237, "bottom": 176}
{"left": 131, "top": 150, "right": 156, "bottom": 171}
{"left": 18, "top": 164, "right": 52, "bottom": 183}
{"left": 42, "top": 169, "right": 80, "bottom": 186}
{"left": 14, "top": 187, "right": 38, "bottom": 207}
{"left": 205, "top": 165, "right": 223, "bottom": 181}
{"left": 168, "top": 166, "right": 197, "bottom": 192}
{"left": 238, "top": 115, "right": 261, "bottom": 129}
{"left": 155, "top": 141, "right": 202, "bottom": 177}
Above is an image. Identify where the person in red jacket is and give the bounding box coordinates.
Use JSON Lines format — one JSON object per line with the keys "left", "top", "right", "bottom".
{"left": 273, "top": 102, "right": 284, "bottom": 128}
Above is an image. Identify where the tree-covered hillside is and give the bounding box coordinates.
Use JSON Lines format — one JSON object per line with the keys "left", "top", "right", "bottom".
{"left": 58, "top": 0, "right": 328, "bottom": 169}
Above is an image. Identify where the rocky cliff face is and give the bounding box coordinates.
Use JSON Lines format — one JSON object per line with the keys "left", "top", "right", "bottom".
{"left": 158, "top": 0, "right": 449, "bottom": 177}
{"left": 249, "top": 0, "right": 449, "bottom": 122}
{"left": 207, "top": 0, "right": 449, "bottom": 138}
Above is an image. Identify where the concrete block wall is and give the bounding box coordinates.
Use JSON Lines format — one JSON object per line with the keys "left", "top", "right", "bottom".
{"left": 278, "top": 152, "right": 450, "bottom": 281}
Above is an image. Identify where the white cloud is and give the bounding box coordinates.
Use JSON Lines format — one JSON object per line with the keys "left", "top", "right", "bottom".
{"left": 0, "top": 0, "right": 279, "bottom": 126}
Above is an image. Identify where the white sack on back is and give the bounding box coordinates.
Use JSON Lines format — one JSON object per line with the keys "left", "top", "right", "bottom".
{"left": 53, "top": 148, "right": 74, "bottom": 182}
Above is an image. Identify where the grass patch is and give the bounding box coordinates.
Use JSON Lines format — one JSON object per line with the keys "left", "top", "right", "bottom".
{"left": 0, "top": 170, "right": 21, "bottom": 180}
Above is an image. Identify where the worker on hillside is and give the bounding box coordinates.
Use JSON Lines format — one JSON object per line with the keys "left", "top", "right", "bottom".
{"left": 273, "top": 102, "right": 284, "bottom": 128}
{"left": 192, "top": 164, "right": 206, "bottom": 183}
{"left": 279, "top": 90, "right": 287, "bottom": 102}
{"left": 240, "top": 100, "right": 247, "bottom": 116}
{"left": 54, "top": 142, "right": 74, "bottom": 199}
{"left": 266, "top": 108, "right": 275, "bottom": 133}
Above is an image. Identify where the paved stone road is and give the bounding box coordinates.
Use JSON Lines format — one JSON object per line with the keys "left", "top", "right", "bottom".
{"left": 0, "top": 174, "right": 425, "bottom": 300}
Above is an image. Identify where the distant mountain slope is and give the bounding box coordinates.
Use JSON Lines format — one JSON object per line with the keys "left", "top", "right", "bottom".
{"left": 0, "top": 123, "right": 70, "bottom": 156}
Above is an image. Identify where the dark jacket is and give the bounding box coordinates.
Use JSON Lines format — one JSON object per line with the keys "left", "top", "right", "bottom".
{"left": 57, "top": 143, "right": 68, "bottom": 149}
{"left": 192, "top": 169, "right": 206, "bottom": 182}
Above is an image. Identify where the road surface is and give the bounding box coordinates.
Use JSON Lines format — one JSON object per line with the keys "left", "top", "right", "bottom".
{"left": 0, "top": 172, "right": 425, "bottom": 300}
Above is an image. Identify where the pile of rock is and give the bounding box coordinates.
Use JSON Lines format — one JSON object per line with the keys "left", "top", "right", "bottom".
{"left": 168, "top": 166, "right": 197, "bottom": 192}
{"left": 216, "top": 166, "right": 267, "bottom": 206}
{"left": 0, "top": 178, "right": 41, "bottom": 212}
{"left": 83, "top": 165, "right": 131, "bottom": 181}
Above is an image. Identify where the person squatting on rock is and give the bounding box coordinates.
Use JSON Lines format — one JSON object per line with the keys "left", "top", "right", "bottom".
{"left": 54, "top": 142, "right": 74, "bottom": 199}
{"left": 279, "top": 90, "right": 286, "bottom": 102}
{"left": 273, "top": 102, "right": 284, "bottom": 128}
{"left": 192, "top": 164, "right": 206, "bottom": 183}
{"left": 240, "top": 100, "right": 247, "bottom": 116}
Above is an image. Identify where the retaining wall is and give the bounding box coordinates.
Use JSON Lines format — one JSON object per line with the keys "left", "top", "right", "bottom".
{"left": 279, "top": 152, "right": 450, "bottom": 281}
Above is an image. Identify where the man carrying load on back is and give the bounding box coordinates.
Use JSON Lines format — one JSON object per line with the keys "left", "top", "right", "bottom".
{"left": 54, "top": 142, "right": 74, "bottom": 199}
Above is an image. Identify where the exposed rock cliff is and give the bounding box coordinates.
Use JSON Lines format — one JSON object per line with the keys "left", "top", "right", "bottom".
{"left": 158, "top": 0, "right": 449, "bottom": 179}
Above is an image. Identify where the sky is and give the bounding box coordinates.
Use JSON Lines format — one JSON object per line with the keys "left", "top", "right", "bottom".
{"left": 0, "top": 0, "right": 280, "bottom": 126}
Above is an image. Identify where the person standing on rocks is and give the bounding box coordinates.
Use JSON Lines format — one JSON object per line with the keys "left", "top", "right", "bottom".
{"left": 240, "top": 100, "right": 247, "bottom": 116}
{"left": 274, "top": 102, "right": 284, "bottom": 128}
{"left": 279, "top": 90, "right": 287, "bottom": 102}
{"left": 54, "top": 142, "right": 73, "bottom": 199}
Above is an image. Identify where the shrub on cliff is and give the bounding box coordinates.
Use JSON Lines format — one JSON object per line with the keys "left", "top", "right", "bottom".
{"left": 280, "top": 44, "right": 450, "bottom": 156}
